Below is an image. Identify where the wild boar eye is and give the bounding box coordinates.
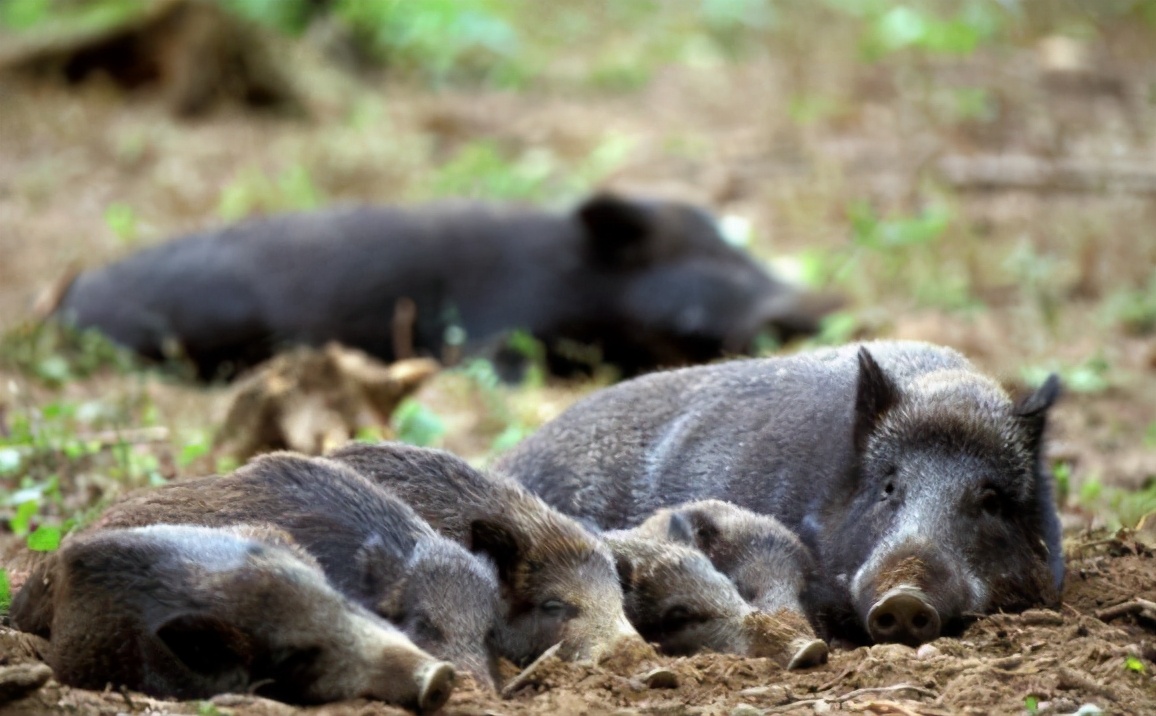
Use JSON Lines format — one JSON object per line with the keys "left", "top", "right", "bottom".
{"left": 662, "top": 605, "right": 697, "bottom": 628}
{"left": 540, "top": 599, "right": 568, "bottom": 618}
{"left": 979, "top": 487, "right": 1002, "bottom": 515}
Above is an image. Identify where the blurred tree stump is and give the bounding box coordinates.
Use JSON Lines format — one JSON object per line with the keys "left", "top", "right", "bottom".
{"left": 0, "top": 0, "right": 303, "bottom": 117}
{"left": 216, "top": 344, "right": 439, "bottom": 462}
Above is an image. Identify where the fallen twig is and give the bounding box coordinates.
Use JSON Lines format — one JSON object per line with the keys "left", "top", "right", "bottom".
{"left": 1095, "top": 598, "right": 1156, "bottom": 623}
{"left": 764, "top": 684, "right": 939, "bottom": 713}
{"left": 500, "top": 642, "right": 562, "bottom": 698}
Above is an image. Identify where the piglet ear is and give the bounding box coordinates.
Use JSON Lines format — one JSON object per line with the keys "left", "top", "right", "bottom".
{"left": 854, "top": 347, "right": 899, "bottom": 453}
{"left": 469, "top": 518, "right": 524, "bottom": 588}
{"left": 1014, "top": 373, "right": 1062, "bottom": 454}
{"left": 666, "top": 513, "right": 697, "bottom": 546}
{"left": 677, "top": 509, "right": 722, "bottom": 557}
{"left": 156, "top": 613, "right": 253, "bottom": 680}
{"left": 577, "top": 193, "right": 653, "bottom": 267}
{"left": 355, "top": 534, "right": 408, "bottom": 612}
{"left": 614, "top": 553, "right": 635, "bottom": 594}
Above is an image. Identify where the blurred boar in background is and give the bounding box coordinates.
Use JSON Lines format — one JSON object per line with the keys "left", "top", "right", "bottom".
{"left": 10, "top": 524, "right": 455, "bottom": 712}
{"left": 498, "top": 341, "right": 1065, "bottom": 646}
{"left": 54, "top": 193, "right": 838, "bottom": 380}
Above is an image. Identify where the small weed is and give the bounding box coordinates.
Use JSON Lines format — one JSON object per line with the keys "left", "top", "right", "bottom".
{"left": 1021, "top": 356, "right": 1111, "bottom": 395}
{"left": 1052, "top": 460, "right": 1072, "bottom": 506}
{"left": 422, "top": 135, "right": 632, "bottom": 203}
{"left": 0, "top": 568, "right": 9, "bottom": 613}
{"left": 392, "top": 399, "right": 447, "bottom": 448}
{"left": 218, "top": 0, "right": 315, "bottom": 34}
{"left": 196, "top": 701, "right": 225, "bottom": 716}
{"left": 333, "top": 0, "right": 523, "bottom": 86}
{"left": 218, "top": 163, "right": 324, "bottom": 221}
{"left": 1024, "top": 694, "right": 1040, "bottom": 715}
{"left": 1125, "top": 655, "right": 1146, "bottom": 673}
{"left": 0, "top": 322, "right": 137, "bottom": 387}
{"left": 104, "top": 202, "right": 139, "bottom": 245}
{"left": 1102, "top": 275, "right": 1156, "bottom": 336}
{"left": 27, "top": 523, "right": 63, "bottom": 551}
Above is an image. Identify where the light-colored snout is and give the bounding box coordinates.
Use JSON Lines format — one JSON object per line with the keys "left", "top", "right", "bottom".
{"left": 867, "top": 586, "right": 941, "bottom": 646}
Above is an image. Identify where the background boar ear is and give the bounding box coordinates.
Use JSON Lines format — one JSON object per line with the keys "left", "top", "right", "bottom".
{"left": 576, "top": 193, "right": 653, "bottom": 267}
{"left": 469, "top": 518, "right": 524, "bottom": 586}
{"left": 680, "top": 510, "right": 721, "bottom": 555}
{"left": 1014, "top": 373, "right": 1061, "bottom": 417}
{"left": 614, "top": 553, "right": 635, "bottom": 594}
{"left": 156, "top": 613, "right": 253, "bottom": 680}
{"left": 854, "top": 347, "right": 899, "bottom": 452}
{"left": 1014, "top": 373, "right": 1062, "bottom": 453}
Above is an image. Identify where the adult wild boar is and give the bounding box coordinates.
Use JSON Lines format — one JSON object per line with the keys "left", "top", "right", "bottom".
{"left": 90, "top": 452, "right": 502, "bottom": 688}
{"left": 603, "top": 529, "right": 827, "bottom": 668}
{"left": 54, "top": 193, "right": 837, "bottom": 380}
{"left": 498, "top": 341, "right": 1065, "bottom": 646}
{"left": 10, "top": 524, "right": 455, "bottom": 711}
{"left": 329, "top": 441, "right": 645, "bottom": 666}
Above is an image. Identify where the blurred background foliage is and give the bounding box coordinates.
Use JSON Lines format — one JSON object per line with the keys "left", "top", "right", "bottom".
{"left": 1, "top": 0, "right": 1155, "bottom": 548}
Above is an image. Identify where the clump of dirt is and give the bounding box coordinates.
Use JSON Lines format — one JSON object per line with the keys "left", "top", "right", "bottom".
{"left": 3, "top": 534, "right": 1152, "bottom": 715}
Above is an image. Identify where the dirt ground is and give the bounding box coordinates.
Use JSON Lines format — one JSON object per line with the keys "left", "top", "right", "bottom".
{"left": 2, "top": 531, "right": 1153, "bottom": 715}
{"left": 1, "top": 5, "right": 1155, "bottom": 716}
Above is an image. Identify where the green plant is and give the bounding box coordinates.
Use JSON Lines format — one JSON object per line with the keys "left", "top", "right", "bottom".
{"left": 0, "top": 568, "right": 9, "bottom": 614}
{"left": 392, "top": 399, "right": 447, "bottom": 448}
{"left": 1102, "top": 275, "right": 1156, "bottom": 336}
{"left": 0, "top": 322, "right": 138, "bottom": 387}
{"left": 1021, "top": 356, "right": 1111, "bottom": 396}
{"left": 1024, "top": 694, "right": 1040, "bottom": 715}
{"left": 218, "top": 0, "right": 315, "bottom": 34}
{"left": 422, "top": 135, "right": 632, "bottom": 202}
{"left": 218, "top": 163, "right": 324, "bottom": 221}
{"left": 103, "top": 202, "right": 138, "bottom": 244}
{"left": 333, "top": 0, "right": 523, "bottom": 85}
{"left": 1126, "top": 655, "right": 1146, "bottom": 673}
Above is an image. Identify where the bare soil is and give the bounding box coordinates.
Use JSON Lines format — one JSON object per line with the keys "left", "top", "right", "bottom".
{"left": 2, "top": 533, "right": 1153, "bottom": 715}
{"left": 2, "top": 9, "right": 1156, "bottom": 716}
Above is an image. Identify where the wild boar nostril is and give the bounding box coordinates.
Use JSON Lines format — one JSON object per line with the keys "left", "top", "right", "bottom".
{"left": 875, "top": 613, "right": 896, "bottom": 629}
{"left": 912, "top": 613, "right": 929, "bottom": 630}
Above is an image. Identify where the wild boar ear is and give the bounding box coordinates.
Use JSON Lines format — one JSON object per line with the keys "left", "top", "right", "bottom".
{"left": 577, "top": 193, "right": 653, "bottom": 267}
{"left": 614, "top": 553, "right": 635, "bottom": 594}
{"left": 679, "top": 510, "right": 721, "bottom": 556}
{"left": 156, "top": 613, "right": 253, "bottom": 680}
{"left": 1014, "top": 373, "right": 1061, "bottom": 452}
{"left": 666, "top": 513, "right": 697, "bottom": 546}
{"left": 854, "top": 347, "right": 899, "bottom": 452}
{"left": 355, "top": 535, "right": 407, "bottom": 610}
{"left": 469, "top": 518, "right": 524, "bottom": 587}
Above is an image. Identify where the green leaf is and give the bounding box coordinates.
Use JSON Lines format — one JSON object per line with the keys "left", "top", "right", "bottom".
{"left": 11, "top": 500, "right": 38, "bottom": 536}
{"left": 1024, "top": 695, "right": 1039, "bottom": 715}
{"left": 393, "top": 399, "right": 446, "bottom": 448}
{"left": 27, "top": 525, "right": 62, "bottom": 551}
{"left": 0, "top": 568, "right": 10, "bottom": 614}
{"left": 1126, "top": 655, "right": 1146, "bottom": 673}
